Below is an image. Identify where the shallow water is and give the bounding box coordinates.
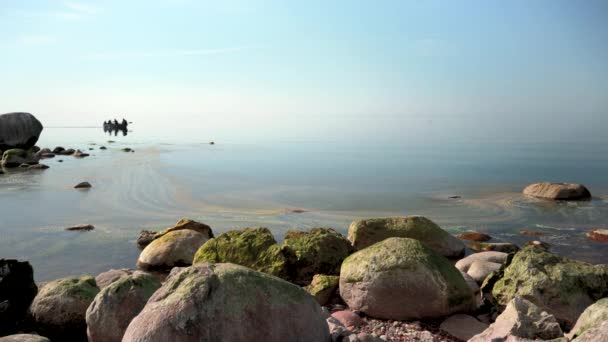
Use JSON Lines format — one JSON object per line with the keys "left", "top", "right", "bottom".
{"left": 1, "top": 127, "right": 607, "bottom": 281}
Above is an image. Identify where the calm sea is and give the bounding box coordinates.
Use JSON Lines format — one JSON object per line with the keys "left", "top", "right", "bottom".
{"left": 1, "top": 126, "right": 607, "bottom": 281}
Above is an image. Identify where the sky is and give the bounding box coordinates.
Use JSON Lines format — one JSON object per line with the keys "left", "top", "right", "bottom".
{"left": 1, "top": 0, "right": 607, "bottom": 142}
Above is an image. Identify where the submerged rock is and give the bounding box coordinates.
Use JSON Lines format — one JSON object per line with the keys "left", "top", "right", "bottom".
{"left": 488, "top": 245, "right": 608, "bottom": 329}
{"left": 568, "top": 298, "right": 608, "bottom": 340}
{"left": 73, "top": 150, "right": 89, "bottom": 158}
{"left": 523, "top": 182, "right": 592, "bottom": 200}
{"left": 137, "top": 229, "right": 209, "bottom": 271}
{"left": 0, "top": 112, "right": 43, "bottom": 150}
{"left": 193, "top": 227, "right": 290, "bottom": 278}
{"left": 469, "top": 296, "right": 563, "bottom": 341}
{"left": 347, "top": 216, "right": 465, "bottom": 258}
{"left": 305, "top": 274, "right": 339, "bottom": 305}
{"left": 86, "top": 272, "right": 161, "bottom": 342}
{"left": 339, "top": 237, "right": 474, "bottom": 320}
{"left": 0, "top": 259, "right": 38, "bottom": 336}
{"left": 74, "top": 181, "right": 92, "bottom": 189}
{"left": 122, "top": 263, "right": 329, "bottom": 342}
{"left": 29, "top": 276, "right": 100, "bottom": 342}
{"left": 282, "top": 227, "right": 352, "bottom": 284}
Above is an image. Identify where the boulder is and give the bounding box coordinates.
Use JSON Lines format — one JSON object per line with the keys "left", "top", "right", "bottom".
{"left": 193, "top": 227, "right": 290, "bottom": 278}
{"left": 305, "top": 274, "right": 339, "bottom": 305}
{"left": 136, "top": 230, "right": 156, "bottom": 249}
{"left": 568, "top": 298, "right": 608, "bottom": 340}
{"left": 29, "top": 276, "right": 100, "bottom": 341}
{"left": 347, "top": 216, "right": 465, "bottom": 258}
{"left": 73, "top": 150, "right": 89, "bottom": 158}
{"left": 455, "top": 251, "right": 508, "bottom": 273}
{"left": 573, "top": 320, "right": 608, "bottom": 341}
{"left": 456, "top": 232, "right": 492, "bottom": 242}
{"left": 467, "top": 260, "right": 502, "bottom": 284}
{"left": 282, "top": 227, "right": 352, "bottom": 284}
{"left": 587, "top": 229, "right": 608, "bottom": 243}
{"left": 468, "top": 241, "right": 519, "bottom": 253}
{"left": 523, "top": 182, "right": 592, "bottom": 200}
{"left": 122, "top": 263, "right": 329, "bottom": 342}
{"left": 440, "top": 314, "right": 488, "bottom": 341}
{"left": 52, "top": 147, "right": 65, "bottom": 154}
{"left": 0, "top": 112, "right": 43, "bottom": 150}
{"left": 0, "top": 335, "right": 50, "bottom": 342}
{"left": 137, "top": 229, "right": 209, "bottom": 271}
{"left": 1, "top": 149, "right": 40, "bottom": 168}
{"left": 339, "top": 237, "right": 474, "bottom": 320}
{"left": 488, "top": 246, "right": 608, "bottom": 329}
{"left": 95, "top": 268, "right": 135, "bottom": 289}
{"left": 469, "top": 296, "right": 563, "bottom": 341}
{"left": 136, "top": 218, "right": 213, "bottom": 249}
{"left": 0, "top": 259, "right": 38, "bottom": 336}
{"left": 86, "top": 271, "right": 161, "bottom": 342}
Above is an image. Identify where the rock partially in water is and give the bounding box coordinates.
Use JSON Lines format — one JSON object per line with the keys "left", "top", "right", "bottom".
{"left": 305, "top": 274, "right": 339, "bottom": 305}
{"left": 29, "top": 276, "right": 100, "bottom": 342}
{"left": 456, "top": 231, "right": 492, "bottom": 242}
{"left": 520, "top": 230, "right": 550, "bottom": 236}
{"left": 282, "top": 227, "right": 352, "bottom": 284}
{"left": 587, "top": 229, "right": 608, "bottom": 242}
{"left": 73, "top": 150, "right": 90, "bottom": 158}
{"left": 0, "top": 259, "right": 38, "bottom": 336}
{"left": 348, "top": 216, "right": 465, "bottom": 258}
{"left": 74, "top": 181, "right": 92, "bottom": 189}
{"left": 469, "top": 296, "right": 563, "bottom": 341}
{"left": 487, "top": 245, "right": 608, "bottom": 329}
{"left": 66, "top": 224, "right": 95, "bottom": 231}
{"left": 122, "top": 148, "right": 132, "bottom": 152}
{"left": 86, "top": 272, "right": 161, "bottom": 342}
{"left": 1, "top": 149, "right": 40, "bottom": 168}
{"left": 99, "top": 146, "right": 107, "bottom": 150}
{"left": 193, "top": 227, "right": 290, "bottom": 279}
{"left": 136, "top": 230, "right": 156, "bottom": 249}
{"left": 136, "top": 218, "right": 214, "bottom": 249}
{"left": 339, "top": 237, "right": 474, "bottom": 320}
{"left": 0, "top": 112, "right": 43, "bottom": 151}
{"left": 567, "top": 298, "right": 608, "bottom": 340}
{"left": 468, "top": 241, "right": 520, "bottom": 253}
{"left": 29, "top": 163, "right": 49, "bottom": 170}
{"left": 523, "top": 182, "right": 592, "bottom": 200}
{"left": 122, "top": 263, "right": 329, "bottom": 342}
{"left": 137, "top": 229, "right": 209, "bottom": 271}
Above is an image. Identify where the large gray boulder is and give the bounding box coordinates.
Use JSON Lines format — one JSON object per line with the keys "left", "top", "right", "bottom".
{"left": 347, "top": 216, "right": 465, "bottom": 258}
{"left": 469, "top": 296, "right": 563, "bottom": 341}
{"left": 137, "top": 229, "right": 210, "bottom": 271}
{"left": 86, "top": 272, "right": 161, "bottom": 342}
{"left": 122, "top": 263, "right": 329, "bottom": 342}
{"left": 0, "top": 113, "right": 43, "bottom": 150}
{"left": 339, "top": 237, "right": 475, "bottom": 320}
{"left": 0, "top": 259, "right": 38, "bottom": 336}
{"left": 523, "top": 182, "right": 592, "bottom": 200}
{"left": 568, "top": 298, "right": 608, "bottom": 340}
{"left": 29, "top": 276, "right": 99, "bottom": 342}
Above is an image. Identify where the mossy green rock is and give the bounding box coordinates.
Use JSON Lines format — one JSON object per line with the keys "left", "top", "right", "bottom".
{"left": 282, "top": 227, "right": 352, "bottom": 285}
{"left": 348, "top": 216, "right": 465, "bottom": 258}
{"left": 1, "top": 148, "right": 39, "bottom": 167}
{"left": 122, "top": 263, "right": 330, "bottom": 342}
{"left": 193, "top": 227, "right": 290, "bottom": 278}
{"left": 568, "top": 298, "right": 608, "bottom": 339}
{"left": 468, "top": 241, "right": 520, "bottom": 253}
{"left": 30, "top": 276, "right": 99, "bottom": 341}
{"left": 305, "top": 274, "right": 339, "bottom": 305}
{"left": 489, "top": 246, "right": 608, "bottom": 330}
{"left": 86, "top": 272, "right": 161, "bottom": 342}
{"left": 340, "top": 237, "right": 474, "bottom": 320}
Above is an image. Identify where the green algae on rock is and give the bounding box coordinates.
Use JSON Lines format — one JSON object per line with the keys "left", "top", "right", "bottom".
{"left": 282, "top": 227, "right": 352, "bottom": 285}
{"left": 567, "top": 298, "right": 608, "bottom": 339}
{"left": 487, "top": 245, "right": 608, "bottom": 330}
{"left": 339, "top": 237, "right": 474, "bottom": 320}
{"left": 305, "top": 274, "right": 339, "bottom": 305}
{"left": 347, "top": 216, "right": 465, "bottom": 258}
{"left": 193, "top": 227, "right": 290, "bottom": 278}
{"left": 122, "top": 263, "right": 330, "bottom": 342}
{"left": 467, "top": 241, "right": 520, "bottom": 253}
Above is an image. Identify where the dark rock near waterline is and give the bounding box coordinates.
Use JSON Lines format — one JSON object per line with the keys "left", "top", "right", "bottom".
{"left": 73, "top": 150, "right": 89, "bottom": 158}
{"left": 99, "top": 146, "right": 107, "bottom": 150}
{"left": 122, "top": 263, "right": 330, "bottom": 342}
{"left": 74, "top": 181, "right": 92, "bottom": 189}
{"left": 66, "top": 224, "right": 95, "bottom": 231}
{"left": 1, "top": 149, "right": 40, "bottom": 168}
{"left": 86, "top": 272, "right": 161, "bottom": 342}
{"left": 348, "top": 216, "right": 465, "bottom": 258}
{"left": 339, "top": 237, "right": 475, "bottom": 320}
{"left": 29, "top": 163, "right": 49, "bottom": 170}
{"left": 468, "top": 241, "right": 520, "bottom": 253}
{"left": 523, "top": 182, "right": 592, "bottom": 200}
{"left": 52, "top": 147, "right": 64, "bottom": 154}
{"left": 122, "top": 148, "right": 132, "bottom": 152}
{"left": 29, "top": 276, "right": 100, "bottom": 342}
{"left": 39, "top": 153, "right": 55, "bottom": 159}
{"left": 520, "top": 230, "right": 550, "bottom": 236}
{"left": 587, "top": 229, "right": 608, "bottom": 242}
{"left": 0, "top": 259, "right": 38, "bottom": 336}
{"left": 137, "top": 229, "right": 210, "bottom": 271}
{"left": 456, "top": 232, "right": 492, "bottom": 242}
{"left": 136, "top": 230, "right": 156, "bottom": 249}
{"left": 0, "top": 112, "right": 43, "bottom": 151}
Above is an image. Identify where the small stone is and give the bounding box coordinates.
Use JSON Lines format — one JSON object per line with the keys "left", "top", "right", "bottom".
{"left": 209, "top": 141, "right": 215, "bottom": 145}
{"left": 122, "top": 148, "right": 132, "bottom": 152}
{"left": 29, "top": 164, "right": 49, "bottom": 170}
{"left": 74, "top": 182, "right": 92, "bottom": 189}
{"left": 520, "top": 230, "right": 550, "bottom": 236}
{"left": 331, "top": 310, "right": 362, "bottom": 329}
{"left": 527, "top": 240, "right": 550, "bottom": 249}
{"left": 99, "top": 146, "right": 107, "bottom": 150}
{"left": 73, "top": 150, "right": 89, "bottom": 158}
{"left": 66, "top": 224, "right": 94, "bottom": 231}
{"left": 456, "top": 232, "right": 492, "bottom": 242}
{"left": 57, "top": 160, "right": 63, "bottom": 163}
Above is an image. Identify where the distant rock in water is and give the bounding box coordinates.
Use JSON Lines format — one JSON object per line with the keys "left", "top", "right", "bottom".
{"left": 66, "top": 224, "right": 94, "bottom": 231}
{"left": 456, "top": 232, "right": 492, "bottom": 242}
{"left": 587, "top": 229, "right": 608, "bottom": 242}
{"left": 523, "top": 182, "right": 591, "bottom": 200}
{"left": 0, "top": 112, "right": 43, "bottom": 151}
{"left": 74, "top": 182, "right": 92, "bottom": 189}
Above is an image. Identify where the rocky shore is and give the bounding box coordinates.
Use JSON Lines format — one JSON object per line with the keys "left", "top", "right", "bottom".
{"left": 1, "top": 215, "right": 608, "bottom": 342}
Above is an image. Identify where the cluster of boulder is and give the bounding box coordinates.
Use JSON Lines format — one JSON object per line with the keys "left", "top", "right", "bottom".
{"left": 2, "top": 214, "right": 607, "bottom": 342}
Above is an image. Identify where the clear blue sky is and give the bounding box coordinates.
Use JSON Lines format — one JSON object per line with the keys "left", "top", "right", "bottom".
{"left": 1, "top": 0, "right": 607, "bottom": 141}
